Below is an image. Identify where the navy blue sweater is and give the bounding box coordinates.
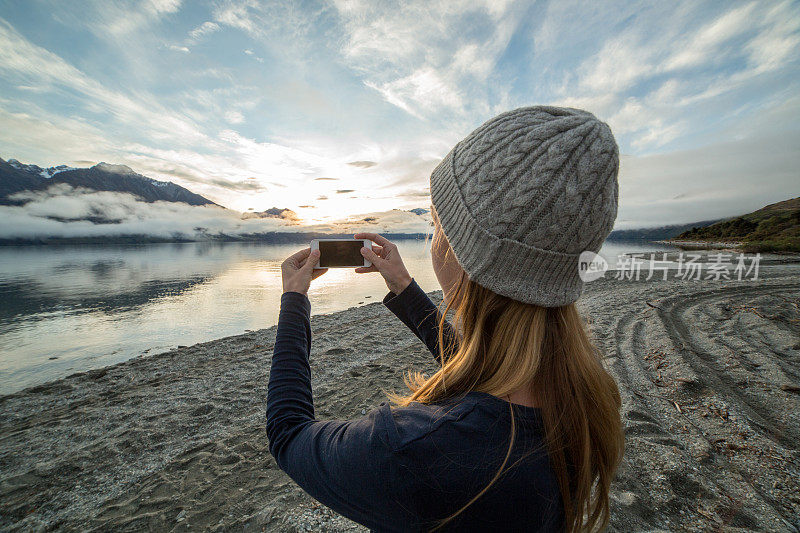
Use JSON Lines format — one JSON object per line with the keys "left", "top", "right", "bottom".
{"left": 267, "top": 278, "right": 563, "bottom": 532}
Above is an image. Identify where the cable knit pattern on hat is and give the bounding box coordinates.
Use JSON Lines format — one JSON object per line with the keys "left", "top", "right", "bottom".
{"left": 430, "top": 105, "right": 619, "bottom": 307}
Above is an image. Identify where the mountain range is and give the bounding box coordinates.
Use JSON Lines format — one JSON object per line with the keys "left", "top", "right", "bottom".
{"left": 0, "top": 157, "right": 215, "bottom": 207}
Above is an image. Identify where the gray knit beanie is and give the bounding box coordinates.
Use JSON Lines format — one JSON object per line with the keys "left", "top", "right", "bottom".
{"left": 430, "top": 105, "right": 619, "bottom": 307}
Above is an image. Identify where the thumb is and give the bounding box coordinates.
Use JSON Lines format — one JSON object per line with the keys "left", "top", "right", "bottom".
{"left": 361, "top": 246, "right": 383, "bottom": 267}
{"left": 304, "top": 249, "right": 320, "bottom": 272}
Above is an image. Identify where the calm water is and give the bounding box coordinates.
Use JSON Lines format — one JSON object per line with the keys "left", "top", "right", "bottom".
{"left": 0, "top": 240, "right": 675, "bottom": 394}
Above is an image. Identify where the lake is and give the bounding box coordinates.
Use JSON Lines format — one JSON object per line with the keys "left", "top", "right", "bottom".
{"left": 0, "top": 239, "right": 676, "bottom": 394}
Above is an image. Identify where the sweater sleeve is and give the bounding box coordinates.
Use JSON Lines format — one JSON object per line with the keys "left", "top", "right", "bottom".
{"left": 382, "top": 278, "right": 461, "bottom": 364}
{"left": 266, "top": 291, "right": 415, "bottom": 531}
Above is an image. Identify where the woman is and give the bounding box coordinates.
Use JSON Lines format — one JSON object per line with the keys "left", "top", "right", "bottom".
{"left": 269, "top": 105, "right": 624, "bottom": 532}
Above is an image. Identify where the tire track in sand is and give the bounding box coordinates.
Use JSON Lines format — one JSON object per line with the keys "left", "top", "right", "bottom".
{"left": 603, "top": 279, "right": 800, "bottom": 530}
{"left": 656, "top": 282, "right": 800, "bottom": 449}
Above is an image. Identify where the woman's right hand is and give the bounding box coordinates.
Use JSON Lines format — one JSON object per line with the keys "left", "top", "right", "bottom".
{"left": 353, "top": 232, "right": 413, "bottom": 295}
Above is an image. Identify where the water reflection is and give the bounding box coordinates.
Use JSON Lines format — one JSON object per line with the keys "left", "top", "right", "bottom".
{"left": 0, "top": 276, "right": 210, "bottom": 322}
{"left": 0, "top": 239, "right": 675, "bottom": 394}
{"left": 0, "top": 241, "right": 439, "bottom": 394}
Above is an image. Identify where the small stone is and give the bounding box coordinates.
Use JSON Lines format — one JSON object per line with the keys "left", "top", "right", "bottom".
{"left": 613, "top": 491, "right": 637, "bottom": 506}
{"left": 361, "top": 408, "right": 366, "bottom": 415}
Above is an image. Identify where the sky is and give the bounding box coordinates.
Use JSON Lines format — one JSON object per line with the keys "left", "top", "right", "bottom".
{"left": 0, "top": 0, "right": 798, "bottom": 232}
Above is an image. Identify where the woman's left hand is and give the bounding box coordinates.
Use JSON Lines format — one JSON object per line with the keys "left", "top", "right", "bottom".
{"left": 281, "top": 248, "right": 328, "bottom": 296}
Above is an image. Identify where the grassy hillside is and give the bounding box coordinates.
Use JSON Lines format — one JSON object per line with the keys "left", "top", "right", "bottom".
{"left": 675, "top": 197, "right": 800, "bottom": 252}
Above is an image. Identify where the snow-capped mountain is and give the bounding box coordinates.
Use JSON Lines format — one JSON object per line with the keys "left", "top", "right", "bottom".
{"left": 7, "top": 159, "right": 78, "bottom": 179}
{"left": 0, "top": 157, "right": 216, "bottom": 207}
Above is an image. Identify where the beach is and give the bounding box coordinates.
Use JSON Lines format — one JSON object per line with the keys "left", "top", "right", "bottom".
{"left": 1, "top": 252, "right": 799, "bottom": 532}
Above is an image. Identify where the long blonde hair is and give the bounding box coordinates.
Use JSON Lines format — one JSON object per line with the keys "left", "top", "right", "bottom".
{"left": 389, "top": 238, "right": 624, "bottom": 532}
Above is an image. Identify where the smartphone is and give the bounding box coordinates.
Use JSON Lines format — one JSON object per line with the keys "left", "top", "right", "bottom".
{"left": 310, "top": 238, "right": 372, "bottom": 269}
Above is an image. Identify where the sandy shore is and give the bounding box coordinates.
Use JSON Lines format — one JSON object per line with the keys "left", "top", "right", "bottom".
{"left": 1, "top": 252, "right": 799, "bottom": 532}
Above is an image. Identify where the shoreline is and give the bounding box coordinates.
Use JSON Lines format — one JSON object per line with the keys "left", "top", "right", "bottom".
{"left": 0, "top": 233, "right": 433, "bottom": 248}
{"left": 1, "top": 257, "right": 799, "bottom": 531}
{"left": 655, "top": 239, "right": 743, "bottom": 250}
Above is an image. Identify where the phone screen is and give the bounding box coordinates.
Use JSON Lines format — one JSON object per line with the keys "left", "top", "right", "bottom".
{"left": 318, "top": 240, "right": 364, "bottom": 267}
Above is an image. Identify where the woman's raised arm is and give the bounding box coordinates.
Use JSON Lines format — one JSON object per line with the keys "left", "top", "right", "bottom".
{"left": 266, "top": 290, "right": 415, "bottom": 530}
{"left": 382, "top": 278, "right": 461, "bottom": 365}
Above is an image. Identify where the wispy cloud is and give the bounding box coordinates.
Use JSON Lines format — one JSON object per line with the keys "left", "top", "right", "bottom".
{"left": 85, "top": 0, "right": 183, "bottom": 39}
{"left": 551, "top": 1, "right": 800, "bottom": 151}
{"left": 334, "top": 0, "right": 522, "bottom": 125}
{"left": 347, "top": 161, "right": 377, "bottom": 168}
{"left": 242, "top": 48, "right": 264, "bottom": 62}
{"left": 0, "top": 0, "right": 798, "bottom": 229}
{"left": 188, "top": 21, "right": 220, "bottom": 42}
